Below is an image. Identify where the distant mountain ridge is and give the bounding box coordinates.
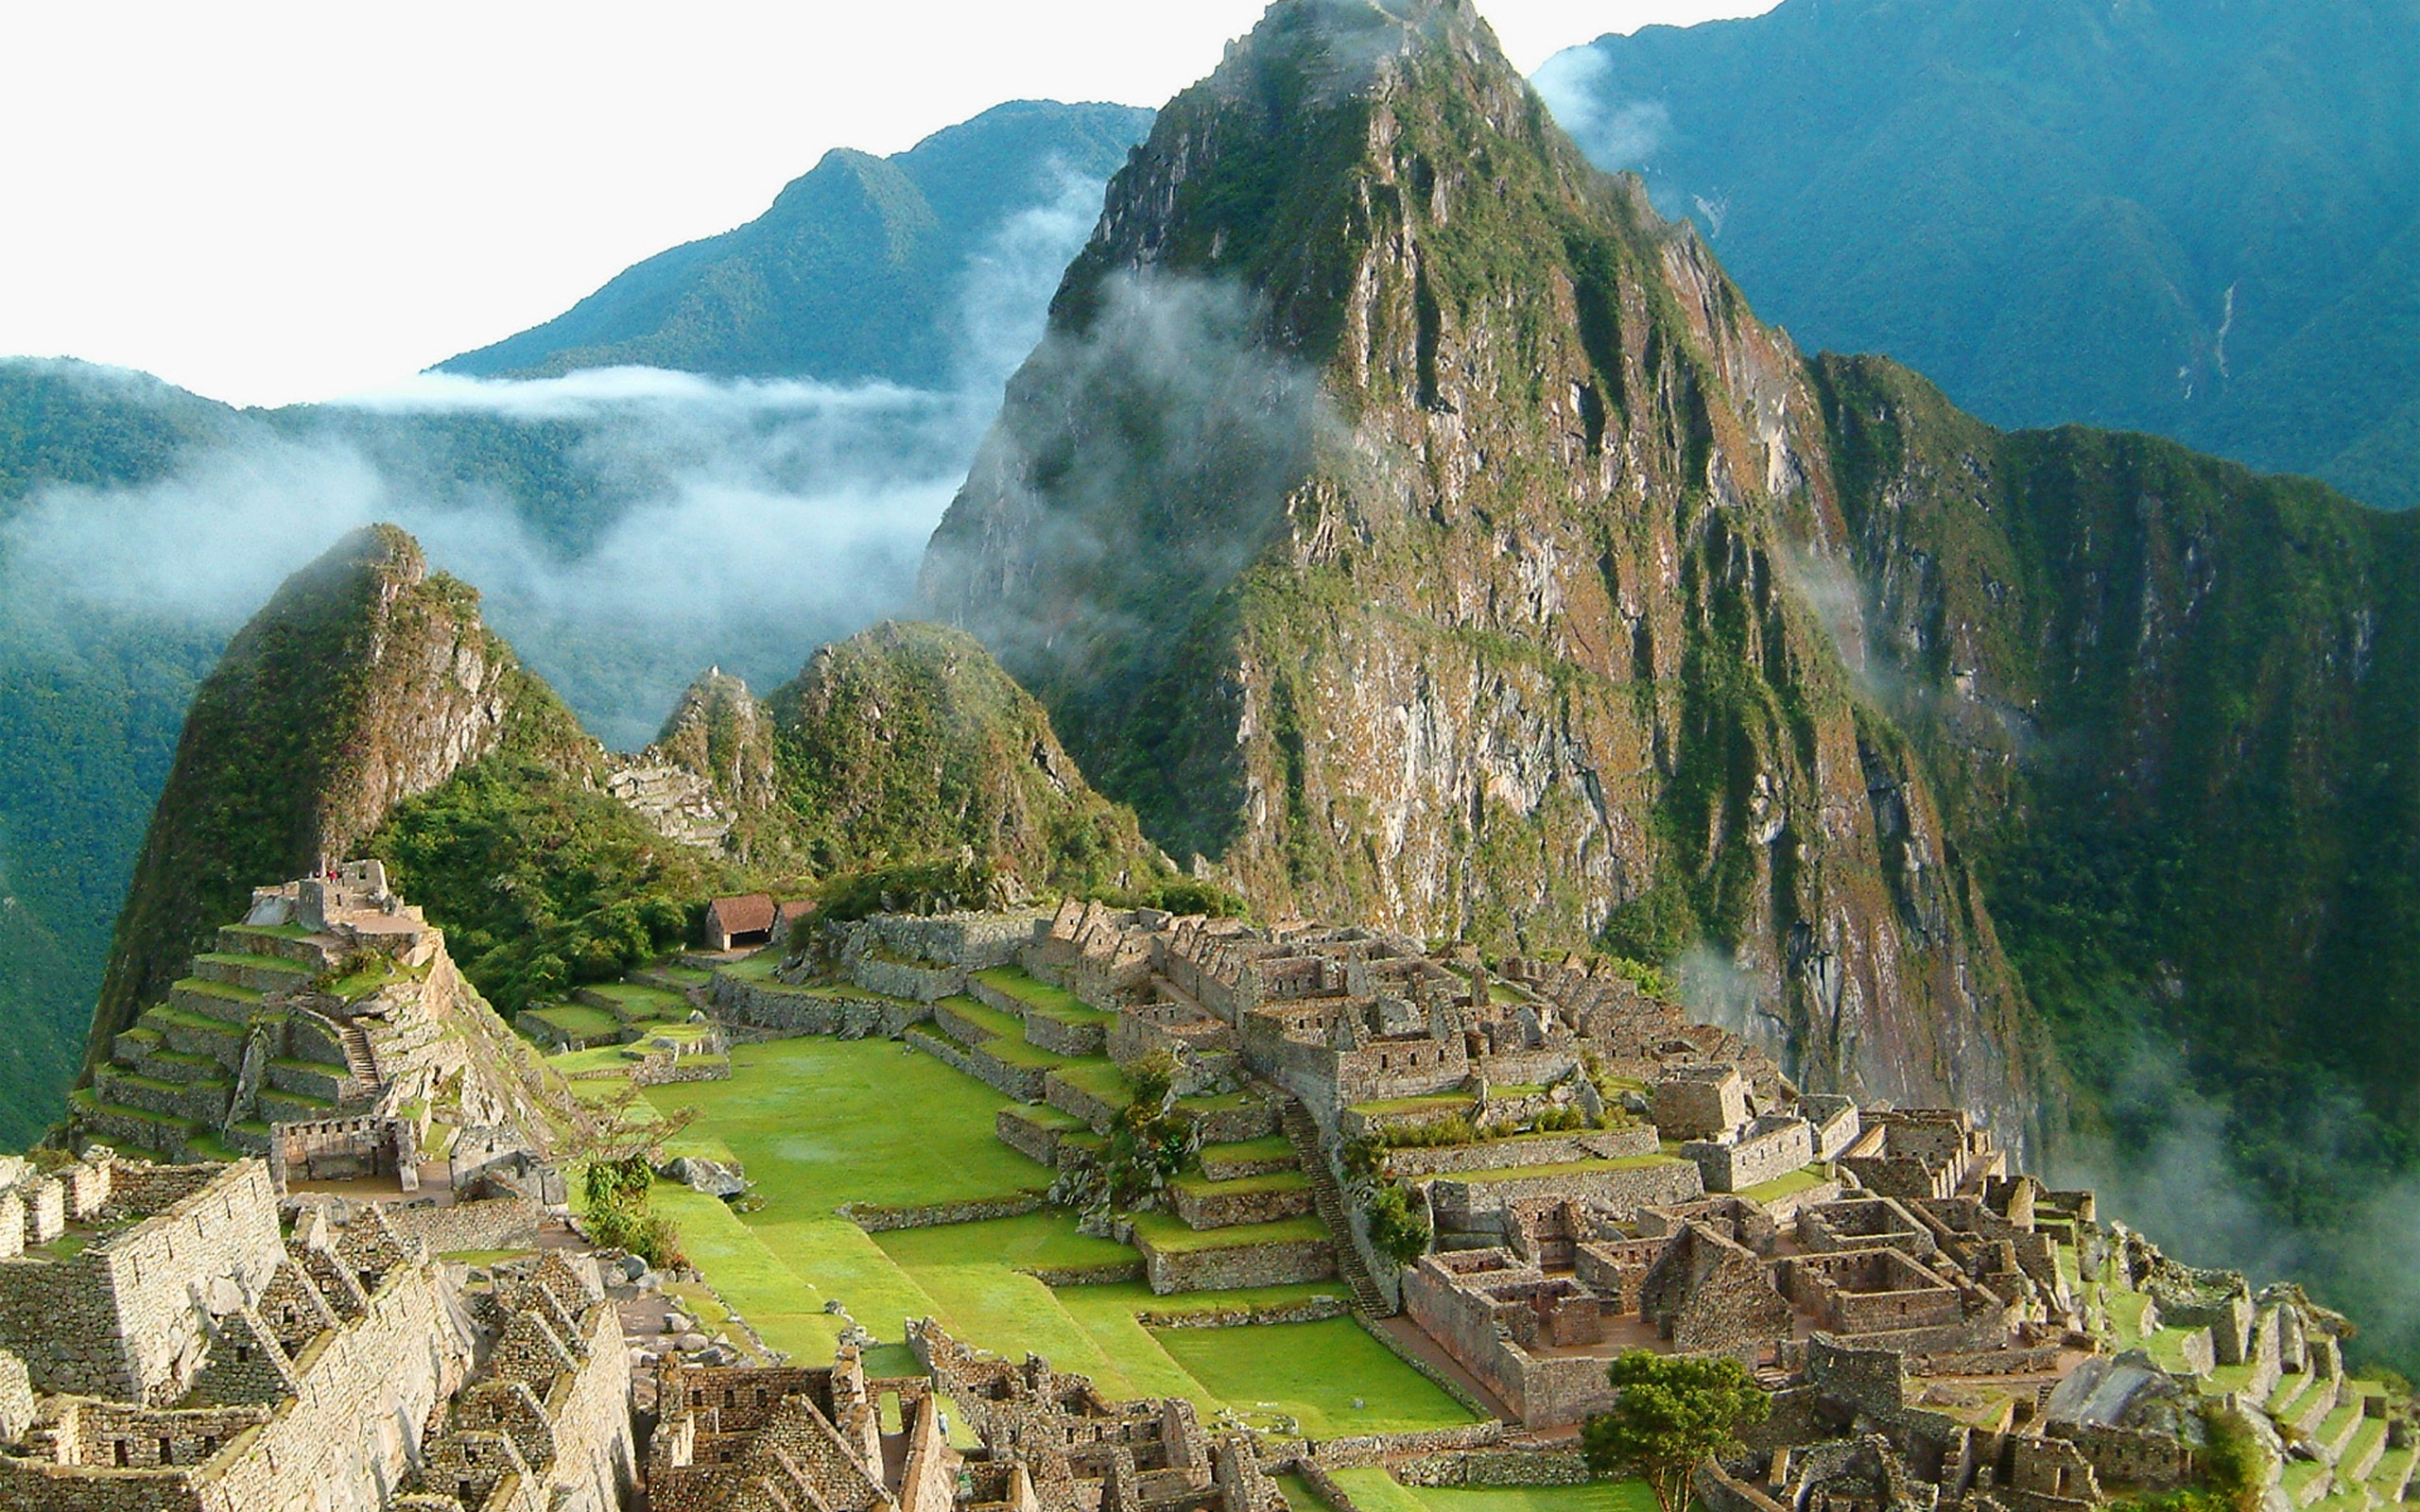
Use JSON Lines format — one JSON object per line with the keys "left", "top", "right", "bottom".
{"left": 440, "top": 100, "right": 1155, "bottom": 387}
{"left": 1538, "top": 0, "right": 2420, "bottom": 509}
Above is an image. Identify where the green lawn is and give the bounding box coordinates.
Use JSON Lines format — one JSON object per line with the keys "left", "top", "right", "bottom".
{"left": 1131, "top": 1211, "right": 1328, "bottom": 1252}
{"left": 1350, "top": 1092, "right": 1473, "bottom": 1118}
{"left": 1738, "top": 1165, "right": 1830, "bottom": 1204}
{"left": 974, "top": 968, "right": 1114, "bottom": 1024}
{"left": 1326, "top": 1471, "right": 1656, "bottom": 1512}
{"left": 1156, "top": 1318, "right": 1479, "bottom": 1436}
{"left": 527, "top": 1004, "right": 620, "bottom": 1040}
{"left": 875, "top": 1212, "right": 1136, "bottom": 1276}
{"left": 938, "top": 994, "right": 1025, "bottom": 1040}
{"left": 650, "top": 1034, "right": 1489, "bottom": 1441}
{"left": 1447, "top": 1154, "right": 1686, "bottom": 1182}
{"left": 586, "top": 982, "right": 691, "bottom": 1020}
{"left": 1201, "top": 1135, "right": 1294, "bottom": 1167}
{"left": 1052, "top": 1060, "right": 1135, "bottom": 1108}
{"left": 665, "top": 1038, "right": 1046, "bottom": 1214}
{"left": 1171, "top": 1169, "right": 1310, "bottom": 1197}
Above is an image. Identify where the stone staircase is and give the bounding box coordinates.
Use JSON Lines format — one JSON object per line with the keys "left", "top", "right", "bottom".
{"left": 1280, "top": 1096, "right": 1391, "bottom": 1316}
{"left": 339, "top": 1021, "right": 381, "bottom": 1087}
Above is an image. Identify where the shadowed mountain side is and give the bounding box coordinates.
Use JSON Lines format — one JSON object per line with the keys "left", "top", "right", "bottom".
{"left": 1537, "top": 0, "right": 2420, "bottom": 508}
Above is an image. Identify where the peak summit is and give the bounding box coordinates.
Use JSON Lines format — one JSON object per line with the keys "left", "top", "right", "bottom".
{"left": 1211, "top": 0, "right": 1502, "bottom": 106}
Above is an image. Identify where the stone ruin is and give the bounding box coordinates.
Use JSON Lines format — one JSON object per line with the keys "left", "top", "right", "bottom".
{"left": 74, "top": 861, "right": 562, "bottom": 1194}
{"left": 0, "top": 1153, "right": 633, "bottom": 1512}
{"left": 705, "top": 899, "right": 2412, "bottom": 1512}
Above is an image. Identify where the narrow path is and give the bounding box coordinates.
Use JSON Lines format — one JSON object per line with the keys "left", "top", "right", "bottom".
{"left": 1279, "top": 1096, "right": 1391, "bottom": 1315}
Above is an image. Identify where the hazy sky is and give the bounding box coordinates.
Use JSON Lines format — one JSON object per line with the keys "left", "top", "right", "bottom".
{"left": 0, "top": 0, "right": 1777, "bottom": 408}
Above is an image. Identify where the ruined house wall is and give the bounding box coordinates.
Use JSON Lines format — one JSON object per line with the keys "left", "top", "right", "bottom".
{"left": 195, "top": 1260, "right": 467, "bottom": 1512}
{"left": 0, "top": 1163, "right": 284, "bottom": 1402}
{"left": 1426, "top": 1160, "right": 1703, "bottom": 1235}
{"left": 1686, "top": 1119, "right": 1815, "bottom": 1194}
{"left": 530, "top": 1303, "right": 638, "bottom": 1512}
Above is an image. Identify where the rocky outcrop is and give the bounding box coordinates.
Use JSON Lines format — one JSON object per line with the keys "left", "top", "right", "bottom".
{"left": 605, "top": 668, "right": 782, "bottom": 853}
{"left": 765, "top": 621, "right": 1171, "bottom": 897}
{"left": 82, "top": 525, "right": 523, "bottom": 1076}
{"left": 921, "top": 0, "right": 2040, "bottom": 1144}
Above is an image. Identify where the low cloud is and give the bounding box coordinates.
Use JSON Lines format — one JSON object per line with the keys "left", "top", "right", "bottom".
{"left": 0, "top": 163, "right": 1110, "bottom": 751}
{"left": 1532, "top": 47, "right": 1671, "bottom": 172}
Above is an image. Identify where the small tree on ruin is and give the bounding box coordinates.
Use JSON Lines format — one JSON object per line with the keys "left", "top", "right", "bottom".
{"left": 1582, "top": 1349, "right": 1771, "bottom": 1512}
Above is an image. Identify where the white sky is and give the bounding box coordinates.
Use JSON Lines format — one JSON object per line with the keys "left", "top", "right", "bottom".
{"left": 0, "top": 0, "right": 1777, "bottom": 408}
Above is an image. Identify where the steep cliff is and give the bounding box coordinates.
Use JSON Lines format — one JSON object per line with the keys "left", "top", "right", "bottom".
{"left": 766, "top": 621, "right": 1173, "bottom": 899}
{"left": 83, "top": 525, "right": 527, "bottom": 1073}
{"left": 1814, "top": 352, "right": 2420, "bottom": 1187}
{"left": 922, "top": 0, "right": 2038, "bottom": 1141}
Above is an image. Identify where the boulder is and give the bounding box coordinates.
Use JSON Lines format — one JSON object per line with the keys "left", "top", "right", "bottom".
{"left": 661, "top": 1156, "right": 748, "bottom": 1197}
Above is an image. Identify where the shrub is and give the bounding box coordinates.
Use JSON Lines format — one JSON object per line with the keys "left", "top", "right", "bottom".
{"left": 1365, "top": 1182, "right": 1430, "bottom": 1267}
{"left": 1384, "top": 1113, "right": 1477, "bottom": 1148}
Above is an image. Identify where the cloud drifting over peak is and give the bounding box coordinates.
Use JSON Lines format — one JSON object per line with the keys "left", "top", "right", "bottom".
{"left": 0, "top": 165, "right": 1111, "bottom": 751}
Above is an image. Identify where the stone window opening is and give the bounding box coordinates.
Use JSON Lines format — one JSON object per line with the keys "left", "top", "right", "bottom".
{"left": 114, "top": 1439, "right": 130, "bottom": 1467}
{"left": 160, "top": 1436, "right": 174, "bottom": 1465}
{"left": 460, "top": 1480, "right": 476, "bottom": 1503}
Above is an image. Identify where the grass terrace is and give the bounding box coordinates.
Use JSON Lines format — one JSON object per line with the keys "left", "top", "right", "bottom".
{"left": 1739, "top": 1165, "right": 1832, "bottom": 1204}
{"left": 1321, "top": 1470, "right": 1656, "bottom": 1512}
{"left": 972, "top": 967, "right": 1115, "bottom": 1023}
{"left": 559, "top": 1016, "right": 1470, "bottom": 1440}
{"left": 525, "top": 1004, "right": 622, "bottom": 1042}
{"left": 1129, "top": 1211, "right": 1327, "bottom": 1253}
{"left": 1051, "top": 1059, "right": 1136, "bottom": 1108}
{"left": 1446, "top": 1153, "right": 1687, "bottom": 1183}
{"left": 1351, "top": 1092, "right": 1474, "bottom": 1118}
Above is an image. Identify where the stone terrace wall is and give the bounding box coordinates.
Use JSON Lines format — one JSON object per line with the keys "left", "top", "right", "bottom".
{"left": 865, "top": 913, "right": 1046, "bottom": 971}
{"left": 1138, "top": 1236, "right": 1334, "bottom": 1294}
{"left": 387, "top": 1196, "right": 542, "bottom": 1257}
{"left": 711, "top": 976, "right": 910, "bottom": 1038}
{"left": 0, "top": 1161, "right": 285, "bottom": 1400}
{"left": 1382, "top": 1127, "right": 1657, "bottom": 1179}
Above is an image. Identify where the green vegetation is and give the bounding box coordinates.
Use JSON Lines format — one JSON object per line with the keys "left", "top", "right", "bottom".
{"left": 1325, "top": 1471, "right": 1658, "bottom": 1512}
{"left": 769, "top": 621, "right": 1173, "bottom": 898}
{"left": 1364, "top": 1182, "right": 1432, "bottom": 1266}
{"left": 1582, "top": 1350, "right": 1772, "bottom": 1512}
{"left": 1154, "top": 1318, "right": 1478, "bottom": 1436}
{"left": 369, "top": 672, "right": 769, "bottom": 1015}
{"left": 580, "top": 1153, "right": 685, "bottom": 1269}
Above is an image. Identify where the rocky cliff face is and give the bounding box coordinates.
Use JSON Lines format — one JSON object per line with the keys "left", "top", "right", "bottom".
{"left": 922, "top": 0, "right": 2039, "bottom": 1143}
{"left": 83, "top": 525, "right": 524, "bottom": 1074}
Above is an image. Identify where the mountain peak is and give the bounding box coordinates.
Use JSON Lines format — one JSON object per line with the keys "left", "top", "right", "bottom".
{"left": 1211, "top": 0, "right": 1498, "bottom": 106}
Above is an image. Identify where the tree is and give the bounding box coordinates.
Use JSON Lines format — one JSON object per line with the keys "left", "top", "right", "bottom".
{"left": 1582, "top": 1350, "right": 1771, "bottom": 1512}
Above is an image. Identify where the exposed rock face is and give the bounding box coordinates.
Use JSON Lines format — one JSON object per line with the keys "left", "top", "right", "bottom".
{"left": 922, "top": 0, "right": 2038, "bottom": 1142}
{"left": 82, "top": 525, "right": 520, "bottom": 1076}
{"left": 606, "top": 669, "right": 782, "bottom": 853}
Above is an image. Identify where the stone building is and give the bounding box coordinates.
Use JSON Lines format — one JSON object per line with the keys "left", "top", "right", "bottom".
{"left": 0, "top": 1157, "right": 632, "bottom": 1512}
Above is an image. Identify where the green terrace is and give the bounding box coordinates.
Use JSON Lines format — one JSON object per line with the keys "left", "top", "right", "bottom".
{"left": 973, "top": 967, "right": 1116, "bottom": 1027}
{"left": 554, "top": 1031, "right": 1470, "bottom": 1441}
{"left": 1351, "top": 1092, "right": 1473, "bottom": 1118}
{"left": 524, "top": 1004, "right": 622, "bottom": 1042}
{"left": 579, "top": 982, "right": 694, "bottom": 1022}
{"left": 1443, "top": 1152, "right": 1688, "bottom": 1183}
{"left": 1168, "top": 1169, "right": 1310, "bottom": 1200}
{"left": 1128, "top": 1211, "right": 1327, "bottom": 1253}
{"left": 1738, "top": 1165, "right": 1833, "bottom": 1204}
